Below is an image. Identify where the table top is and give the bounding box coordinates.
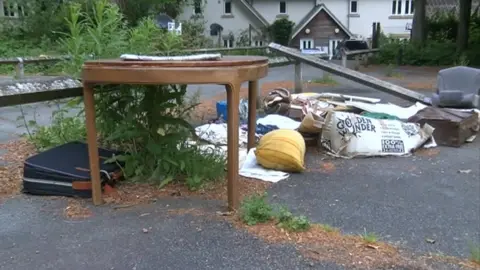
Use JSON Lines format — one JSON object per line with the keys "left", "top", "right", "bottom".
{"left": 83, "top": 55, "right": 269, "bottom": 68}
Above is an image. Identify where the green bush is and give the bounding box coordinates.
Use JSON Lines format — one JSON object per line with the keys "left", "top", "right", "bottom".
{"left": 374, "top": 9, "right": 480, "bottom": 67}
{"left": 240, "top": 193, "right": 274, "bottom": 225}
{"left": 268, "top": 18, "right": 295, "bottom": 46}
{"left": 276, "top": 206, "right": 310, "bottom": 232}
{"left": 20, "top": 0, "right": 226, "bottom": 190}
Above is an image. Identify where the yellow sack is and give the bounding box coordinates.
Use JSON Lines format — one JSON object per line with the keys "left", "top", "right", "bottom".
{"left": 255, "top": 129, "right": 306, "bottom": 172}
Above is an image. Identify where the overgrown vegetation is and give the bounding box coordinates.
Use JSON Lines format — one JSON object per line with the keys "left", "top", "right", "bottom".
{"left": 360, "top": 228, "right": 379, "bottom": 244}
{"left": 240, "top": 193, "right": 310, "bottom": 232}
{"left": 276, "top": 206, "right": 310, "bottom": 232}
{"left": 375, "top": 9, "right": 480, "bottom": 66}
{"left": 268, "top": 18, "right": 295, "bottom": 46}
{"left": 469, "top": 243, "right": 480, "bottom": 264}
{"left": 240, "top": 193, "right": 274, "bottom": 225}
{"left": 13, "top": 0, "right": 226, "bottom": 190}
{"left": 310, "top": 73, "right": 338, "bottom": 85}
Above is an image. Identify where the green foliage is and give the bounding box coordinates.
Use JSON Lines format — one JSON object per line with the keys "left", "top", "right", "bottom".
{"left": 240, "top": 194, "right": 311, "bottom": 231}
{"left": 470, "top": 243, "right": 480, "bottom": 264}
{"left": 240, "top": 193, "right": 274, "bottom": 225}
{"left": 374, "top": 10, "right": 480, "bottom": 66}
{"left": 19, "top": 0, "right": 225, "bottom": 190}
{"left": 181, "top": 15, "right": 212, "bottom": 49}
{"left": 0, "top": 0, "right": 70, "bottom": 41}
{"left": 276, "top": 206, "right": 311, "bottom": 232}
{"left": 268, "top": 18, "right": 295, "bottom": 46}
{"left": 310, "top": 73, "right": 338, "bottom": 85}
{"left": 374, "top": 39, "right": 460, "bottom": 66}
{"left": 21, "top": 104, "right": 86, "bottom": 151}
{"left": 319, "top": 224, "right": 339, "bottom": 233}
{"left": 360, "top": 228, "right": 378, "bottom": 243}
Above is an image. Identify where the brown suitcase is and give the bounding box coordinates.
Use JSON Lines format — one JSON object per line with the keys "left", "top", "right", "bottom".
{"left": 408, "top": 107, "right": 479, "bottom": 147}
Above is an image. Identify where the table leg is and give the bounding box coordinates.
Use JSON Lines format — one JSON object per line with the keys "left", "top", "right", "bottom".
{"left": 83, "top": 84, "right": 103, "bottom": 205}
{"left": 225, "top": 83, "right": 240, "bottom": 211}
{"left": 247, "top": 81, "right": 258, "bottom": 150}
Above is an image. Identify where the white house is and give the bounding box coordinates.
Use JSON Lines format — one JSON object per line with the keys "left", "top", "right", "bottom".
{"left": 178, "top": 0, "right": 477, "bottom": 57}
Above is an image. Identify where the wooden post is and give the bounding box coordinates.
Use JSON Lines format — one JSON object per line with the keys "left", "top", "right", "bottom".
{"left": 225, "top": 83, "right": 240, "bottom": 211}
{"left": 375, "top": 23, "right": 381, "bottom": 47}
{"left": 294, "top": 61, "right": 303, "bottom": 93}
{"left": 83, "top": 83, "right": 103, "bottom": 205}
{"left": 354, "top": 55, "right": 360, "bottom": 71}
{"left": 268, "top": 43, "right": 428, "bottom": 103}
{"left": 247, "top": 81, "right": 257, "bottom": 151}
{"left": 15, "top": 58, "right": 24, "bottom": 79}
{"left": 341, "top": 51, "right": 347, "bottom": 68}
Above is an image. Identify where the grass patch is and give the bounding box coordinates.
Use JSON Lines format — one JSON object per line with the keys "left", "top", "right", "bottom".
{"left": 239, "top": 193, "right": 273, "bottom": 225}
{"left": 239, "top": 194, "right": 311, "bottom": 231}
{"left": 319, "top": 223, "right": 339, "bottom": 233}
{"left": 360, "top": 228, "right": 379, "bottom": 243}
{"left": 385, "top": 64, "right": 402, "bottom": 78}
{"left": 469, "top": 243, "right": 480, "bottom": 264}
{"left": 310, "top": 73, "right": 338, "bottom": 85}
{"left": 276, "top": 206, "right": 310, "bottom": 232}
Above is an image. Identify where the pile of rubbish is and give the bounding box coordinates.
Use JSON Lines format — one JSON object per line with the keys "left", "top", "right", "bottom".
{"left": 193, "top": 89, "right": 480, "bottom": 183}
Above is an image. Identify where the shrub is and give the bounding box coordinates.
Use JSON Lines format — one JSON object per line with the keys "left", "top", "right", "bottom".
{"left": 268, "top": 18, "right": 295, "bottom": 46}
{"left": 276, "top": 206, "right": 310, "bottom": 232}
{"left": 21, "top": 0, "right": 226, "bottom": 190}
{"left": 374, "top": 10, "right": 480, "bottom": 67}
{"left": 240, "top": 193, "right": 274, "bottom": 225}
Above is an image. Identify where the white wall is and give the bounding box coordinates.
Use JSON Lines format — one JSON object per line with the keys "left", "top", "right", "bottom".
{"left": 176, "top": 0, "right": 414, "bottom": 45}
{"left": 316, "top": 0, "right": 412, "bottom": 38}
{"left": 178, "top": 0, "right": 265, "bottom": 46}
{"left": 252, "top": 0, "right": 314, "bottom": 24}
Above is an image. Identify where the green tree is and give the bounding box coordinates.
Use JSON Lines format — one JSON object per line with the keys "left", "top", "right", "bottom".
{"left": 268, "top": 18, "right": 295, "bottom": 46}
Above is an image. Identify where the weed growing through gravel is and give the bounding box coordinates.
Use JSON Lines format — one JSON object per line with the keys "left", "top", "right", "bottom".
{"left": 385, "top": 64, "right": 402, "bottom": 78}
{"left": 240, "top": 193, "right": 274, "bottom": 225}
{"left": 469, "top": 243, "right": 480, "bottom": 264}
{"left": 239, "top": 194, "right": 311, "bottom": 231}
{"left": 310, "top": 73, "right": 338, "bottom": 85}
{"left": 361, "top": 228, "right": 379, "bottom": 243}
{"left": 319, "top": 224, "right": 339, "bottom": 233}
{"left": 276, "top": 206, "right": 310, "bottom": 232}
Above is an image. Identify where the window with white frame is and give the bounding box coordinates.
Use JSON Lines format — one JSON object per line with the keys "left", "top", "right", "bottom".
{"left": 194, "top": 0, "right": 202, "bottom": 14}
{"left": 279, "top": 1, "right": 286, "bottom": 14}
{"left": 224, "top": 0, "right": 232, "bottom": 14}
{"left": 350, "top": 0, "right": 358, "bottom": 14}
{"left": 300, "top": 39, "right": 314, "bottom": 50}
{"left": 2, "top": 1, "right": 27, "bottom": 18}
{"left": 223, "top": 38, "right": 234, "bottom": 48}
{"left": 254, "top": 40, "right": 264, "bottom": 47}
{"left": 391, "top": 0, "right": 414, "bottom": 15}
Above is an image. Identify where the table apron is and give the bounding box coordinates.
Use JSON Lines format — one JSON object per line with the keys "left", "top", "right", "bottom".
{"left": 82, "top": 64, "right": 268, "bottom": 85}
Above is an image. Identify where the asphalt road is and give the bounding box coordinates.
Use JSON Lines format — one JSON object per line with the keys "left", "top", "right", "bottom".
{"left": 0, "top": 64, "right": 478, "bottom": 270}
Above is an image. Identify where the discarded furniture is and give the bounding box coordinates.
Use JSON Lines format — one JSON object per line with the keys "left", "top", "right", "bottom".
{"left": 408, "top": 107, "right": 479, "bottom": 147}
{"left": 268, "top": 43, "right": 426, "bottom": 103}
{"left": 431, "top": 66, "right": 480, "bottom": 109}
{"left": 81, "top": 56, "right": 268, "bottom": 209}
{"left": 23, "top": 141, "right": 123, "bottom": 197}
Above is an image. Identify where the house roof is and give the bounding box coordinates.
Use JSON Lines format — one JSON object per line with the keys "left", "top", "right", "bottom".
{"left": 238, "top": 0, "right": 269, "bottom": 27}
{"left": 291, "top": 4, "right": 354, "bottom": 40}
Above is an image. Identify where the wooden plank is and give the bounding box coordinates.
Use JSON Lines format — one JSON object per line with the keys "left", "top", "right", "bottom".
{"left": 0, "top": 57, "right": 291, "bottom": 108}
{"left": 344, "top": 48, "right": 380, "bottom": 56}
{"left": 0, "top": 77, "right": 82, "bottom": 107}
{"left": 268, "top": 43, "right": 429, "bottom": 104}
{"left": 0, "top": 46, "right": 270, "bottom": 65}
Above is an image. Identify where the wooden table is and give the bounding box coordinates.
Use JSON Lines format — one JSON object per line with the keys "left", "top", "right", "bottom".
{"left": 81, "top": 56, "right": 269, "bottom": 210}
